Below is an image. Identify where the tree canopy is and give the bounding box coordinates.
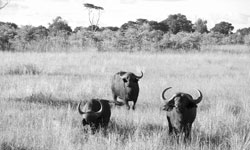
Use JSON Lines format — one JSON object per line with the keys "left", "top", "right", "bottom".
{"left": 193, "top": 18, "right": 208, "bottom": 34}
{"left": 161, "top": 13, "right": 193, "bottom": 34}
{"left": 211, "top": 21, "right": 234, "bottom": 35}
{"left": 83, "top": 3, "right": 104, "bottom": 32}
{"left": 48, "top": 16, "right": 72, "bottom": 35}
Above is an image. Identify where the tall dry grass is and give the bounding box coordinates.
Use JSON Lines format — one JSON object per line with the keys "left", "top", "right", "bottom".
{"left": 0, "top": 50, "right": 250, "bottom": 150}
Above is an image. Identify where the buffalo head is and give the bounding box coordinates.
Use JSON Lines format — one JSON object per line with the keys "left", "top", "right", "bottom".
{"left": 78, "top": 99, "right": 111, "bottom": 131}
{"left": 161, "top": 87, "right": 202, "bottom": 141}
{"left": 111, "top": 71, "right": 143, "bottom": 110}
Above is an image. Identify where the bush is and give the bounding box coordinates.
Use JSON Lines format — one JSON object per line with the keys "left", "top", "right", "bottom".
{"left": 0, "top": 24, "right": 17, "bottom": 51}
{"left": 159, "top": 32, "right": 201, "bottom": 50}
{"left": 244, "top": 34, "right": 250, "bottom": 46}
{"left": 201, "top": 32, "right": 224, "bottom": 45}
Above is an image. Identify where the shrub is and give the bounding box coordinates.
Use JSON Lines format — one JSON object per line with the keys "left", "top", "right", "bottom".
{"left": 170, "top": 32, "right": 202, "bottom": 50}
{"left": 201, "top": 32, "right": 225, "bottom": 45}
{"left": 244, "top": 34, "right": 250, "bottom": 46}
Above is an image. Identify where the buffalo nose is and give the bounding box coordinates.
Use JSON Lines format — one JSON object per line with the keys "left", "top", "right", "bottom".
{"left": 82, "top": 119, "right": 88, "bottom": 126}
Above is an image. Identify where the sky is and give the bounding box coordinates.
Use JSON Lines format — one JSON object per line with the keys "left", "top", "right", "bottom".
{"left": 0, "top": 0, "right": 250, "bottom": 31}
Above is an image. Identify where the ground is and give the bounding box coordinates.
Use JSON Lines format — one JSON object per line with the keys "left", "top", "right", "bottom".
{"left": 0, "top": 51, "right": 250, "bottom": 150}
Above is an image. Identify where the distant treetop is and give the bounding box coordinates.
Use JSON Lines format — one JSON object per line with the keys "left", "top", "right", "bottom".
{"left": 84, "top": 3, "right": 104, "bottom": 10}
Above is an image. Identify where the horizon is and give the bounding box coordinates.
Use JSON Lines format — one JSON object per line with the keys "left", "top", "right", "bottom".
{"left": 0, "top": 0, "right": 250, "bottom": 31}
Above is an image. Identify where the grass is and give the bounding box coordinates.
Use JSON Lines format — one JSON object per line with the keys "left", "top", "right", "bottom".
{"left": 0, "top": 50, "right": 250, "bottom": 150}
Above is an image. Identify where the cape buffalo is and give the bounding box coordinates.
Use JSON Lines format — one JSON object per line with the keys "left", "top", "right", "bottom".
{"left": 161, "top": 87, "right": 203, "bottom": 141}
{"left": 111, "top": 71, "right": 143, "bottom": 110}
{"left": 78, "top": 99, "right": 111, "bottom": 131}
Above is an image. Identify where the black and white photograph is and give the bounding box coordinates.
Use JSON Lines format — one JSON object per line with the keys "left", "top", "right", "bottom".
{"left": 0, "top": 0, "right": 250, "bottom": 149}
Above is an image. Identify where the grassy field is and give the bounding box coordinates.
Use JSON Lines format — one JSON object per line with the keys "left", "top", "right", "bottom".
{"left": 0, "top": 50, "right": 250, "bottom": 150}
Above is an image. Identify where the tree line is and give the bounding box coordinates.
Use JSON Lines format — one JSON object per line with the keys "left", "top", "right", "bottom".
{"left": 0, "top": 13, "right": 250, "bottom": 52}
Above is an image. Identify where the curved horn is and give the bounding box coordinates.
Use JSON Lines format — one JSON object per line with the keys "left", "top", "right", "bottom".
{"left": 191, "top": 89, "right": 203, "bottom": 104}
{"left": 78, "top": 101, "right": 85, "bottom": 115}
{"left": 161, "top": 87, "right": 172, "bottom": 100}
{"left": 134, "top": 71, "right": 143, "bottom": 79}
{"left": 94, "top": 100, "right": 103, "bottom": 118}
{"left": 78, "top": 100, "right": 103, "bottom": 122}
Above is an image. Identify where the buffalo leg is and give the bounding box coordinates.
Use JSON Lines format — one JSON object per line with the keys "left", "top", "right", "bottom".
{"left": 112, "top": 94, "right": 119, "bottom": 105}
{"left": 125, "top": 100, "right": 130, "bottom": 110}
{"left": 167, "top": 117, "right": 173, "bottom": 134}
{"left": 132, "top": 101, "right": 136, "bottom": 110}
{"left": 184, "top": 124, "right": 192, "bottom": 143}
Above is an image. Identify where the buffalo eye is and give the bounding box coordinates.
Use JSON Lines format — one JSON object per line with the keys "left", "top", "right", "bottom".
{"left": 123, "top": 78, "right": 128, "bottom": 83}
{"left": 134, "top": 78, "right": 138, "bottom": 83}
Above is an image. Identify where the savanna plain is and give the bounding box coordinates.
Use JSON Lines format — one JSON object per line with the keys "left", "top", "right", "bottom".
{"left": 0, "top": 49, "right": 250, "bottom": 150}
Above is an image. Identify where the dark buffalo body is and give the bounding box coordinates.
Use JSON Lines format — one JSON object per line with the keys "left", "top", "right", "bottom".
{"left": 111, "top": 71, "right": 143, "bottom": 110}
{"left": 161, "top": 87, "right": 202, "bottom": 141}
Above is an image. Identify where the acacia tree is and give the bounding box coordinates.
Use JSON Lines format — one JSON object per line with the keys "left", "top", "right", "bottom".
{"left": 0, "top": 0, "right": 9, "bottom": 9}
{"left": 83, "top": 3, "right": 104, "bottom": 32}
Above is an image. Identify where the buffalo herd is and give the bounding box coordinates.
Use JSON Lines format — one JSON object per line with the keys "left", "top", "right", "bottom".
{"left": 78, "top": 71, "right": 203, "bottom": 142}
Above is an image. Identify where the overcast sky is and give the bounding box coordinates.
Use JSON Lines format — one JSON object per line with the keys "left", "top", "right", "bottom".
{"left": 0, "top": 0, "right": 249, "bottom": 31}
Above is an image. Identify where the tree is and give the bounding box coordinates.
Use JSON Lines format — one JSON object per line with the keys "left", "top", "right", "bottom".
{"left": 136, "top": 18, "right": 148, "bottom": 25}
{"left": 27, "top": 26, "right": 48, "bottom": 41}
{"left": 161, "top": 13, "right": 193, "bottom": 34}
{"left": 73, "top": 26, "right": 84, "bottom": 33}
{"left": 120, "top": 21, "right": 138, "bottom": 31}
{"left": 236, "top": 27, "right": 250, "bottom": 36}
{"left": 83, "top": 3, "right": 104, "bottom": 32}
{"left": 193, "top": 18, "right": 208, "bottom": 34}
{"left": 48, "top": 16, "right": 72, "bottom": 36}
{"left": 211, "top": 21, "right": 234, "bottom": 35}
{"left": 0, "top": 21, "right": 17, "bottom": 50}
{"left": 0, "top": 21, "right": 17, "bottom": 29}
{"left": 148, "top": 21, "right": 168, "bottom": 32}
{"left": 99, "top": 26, "right": 119, "bottom": 31}
{"left": 0, "top": 0, "right": 9, "bottom": 9}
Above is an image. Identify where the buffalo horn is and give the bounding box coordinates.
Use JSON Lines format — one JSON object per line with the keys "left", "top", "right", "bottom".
{"left": 134, "top": 71, "right": 143, "bottom": 79}
{"left": 78, "top": 101, "right": 85, "bottom": 115}
{"left": 191, "top": 89, "right": 203, "bottom": 104}
{"left": 161, "top": 87, "right": 172, "bottom": 100}
{"left": 78, "top": 100, "right": 103, "bottom": 119}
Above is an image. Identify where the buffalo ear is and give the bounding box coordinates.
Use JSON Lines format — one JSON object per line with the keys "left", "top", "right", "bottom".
{"left": 162, "top": 105, "right": 173, "bottom": 111}
{"left": 163, "top": 101, "right": 175, "bottom": 111}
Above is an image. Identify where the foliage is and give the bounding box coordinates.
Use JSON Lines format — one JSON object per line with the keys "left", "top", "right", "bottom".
{"left": 211, "top": 21, "right": 234, "bottom": 35}
{"left": 48, "top": 16, "right": 72, "bottom": 36}
{"left": 120, "top": 21, "right": 138, "bottom": 31}
{"left": 201, "top": 32, "right": 225, "bottom": 45}
{"left": 244, "top": 34, "right": 250, "bottom": 46}
{"left": 159, "top": 32, "right": 201, "bottom": 50}
{"left": 83, "top": 3, "right": 104, "bottom": 32}
{"left": 193, "top": 18, "right": 208, "bottom": 34}
{"left": 0, "top": 14, "right": 249, "bottom": 52}
{"left": 0, "top": 22, "right": 17, "bottom": 50}
{"left": 236, "top": 27, "right": 250, "bottom": 36}
{"left": 161, "top": 13, "right": 193, "bottom": 34}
